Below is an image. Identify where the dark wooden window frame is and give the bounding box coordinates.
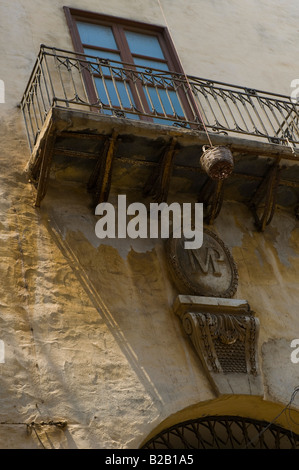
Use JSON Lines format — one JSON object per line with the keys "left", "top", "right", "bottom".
{"left": 64, "top": 6, "right": 197, "bottom": 122}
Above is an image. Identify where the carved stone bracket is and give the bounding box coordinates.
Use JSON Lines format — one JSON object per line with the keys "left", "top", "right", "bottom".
{"left": 250, "top": 161, "right": 282, "bottom": 231}
{"left": 87, "top": 129, "right": 118, "bottom": 208}
{"left": 27, "top": 125, "right": 57, "bottom": 208}
{"left": 198, "top": 178, "right": 224, "bottom": 224}
{"left": 174, "top": 295, "right": 263, "bottom": 396}
{"left": 143, "top": 137, "right": 178, "bottom": 203}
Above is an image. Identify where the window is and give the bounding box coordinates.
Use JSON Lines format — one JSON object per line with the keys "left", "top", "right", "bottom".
{"left": 64, "top": 8, "right": 194, "bottom": 125}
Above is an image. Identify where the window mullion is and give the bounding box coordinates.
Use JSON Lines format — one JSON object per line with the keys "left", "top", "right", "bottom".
{"left": 114, "top": 25, "right": 152, "bottom": 119}
{"left": 111, "top": 25, "right": 133, "bottom": 64}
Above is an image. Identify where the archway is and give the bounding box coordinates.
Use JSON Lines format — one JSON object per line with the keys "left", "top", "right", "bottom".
{"left": 142, "top": 415, "right": 299, "bottom": 449}
{"left": 140, "top": 395, "right": 299, "bottom": 449}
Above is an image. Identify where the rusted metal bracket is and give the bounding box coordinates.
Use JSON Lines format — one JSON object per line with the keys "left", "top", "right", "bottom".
{"left": 87, "top": 130, "right": 118, "bottom": 207}
{"left": 143, "top": 137, "right": 178, "bottom": 203}
{"left": 198, "top": 178, "right": 224, "bottom": 224}
{"left": 250, "top": 161, "right": 282, "bottom": 231}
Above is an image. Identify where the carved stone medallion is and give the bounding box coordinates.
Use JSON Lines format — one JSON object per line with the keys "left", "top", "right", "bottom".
{"left": 166, "top": 228, "right": 238, "bottom": 298}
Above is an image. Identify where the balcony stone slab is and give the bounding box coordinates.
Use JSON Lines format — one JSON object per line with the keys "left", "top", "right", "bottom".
{"left": 25, "top": 106, "right": 299, "bottom": 230}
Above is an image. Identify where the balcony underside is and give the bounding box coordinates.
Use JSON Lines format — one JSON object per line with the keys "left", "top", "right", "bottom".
{"left": 26, "top": 106, "right": 299, "bottom": 230}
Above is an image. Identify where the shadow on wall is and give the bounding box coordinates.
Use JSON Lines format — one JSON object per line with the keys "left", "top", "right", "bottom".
{"left": 39, "top": 181, "right": 215, "bottom": 433}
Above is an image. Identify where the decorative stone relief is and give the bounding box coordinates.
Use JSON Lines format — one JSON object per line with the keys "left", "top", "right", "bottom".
{"left": 166, "top": 228, "right": 238, "bottom": 298}
{"left": 167, "top": 229, "right": 262, "bottom": 395}
{"left": 174, "top": 295, "right": 263, "bottom": 396}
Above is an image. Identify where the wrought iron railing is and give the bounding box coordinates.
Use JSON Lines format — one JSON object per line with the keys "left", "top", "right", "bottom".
{"left": 21, "top": 45, "right": 299, "bottom": 151}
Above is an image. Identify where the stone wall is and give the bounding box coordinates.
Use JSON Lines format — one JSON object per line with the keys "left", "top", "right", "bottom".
{"left": 0, "top": 0, "right": 298, "bottom": 449}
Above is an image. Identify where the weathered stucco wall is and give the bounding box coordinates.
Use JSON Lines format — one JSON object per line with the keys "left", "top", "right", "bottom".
{"left": 0, "top": 0, "right": 299, "bottom": 449}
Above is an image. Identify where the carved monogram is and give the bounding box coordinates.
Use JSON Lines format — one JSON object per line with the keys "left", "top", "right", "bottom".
{"left": 188, "top": 247, "right": 225, "bottom": 277}
{"left": 166, "top": 228, "right": 238, "bottom": 298}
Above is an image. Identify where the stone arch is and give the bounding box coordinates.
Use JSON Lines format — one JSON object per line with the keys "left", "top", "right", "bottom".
{"left": 140, "top": 395, "right": 299, "bottom": 449}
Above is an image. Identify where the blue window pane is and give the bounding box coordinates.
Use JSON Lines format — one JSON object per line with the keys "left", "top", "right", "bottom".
{"left": 83, "top": 48, "right": 122, "bottom": 64}
{"left": 125, "top": 31, "right": 165, "bottom": 59}
{"left": 77, "top": 22, "right": 117, "bottom": 49}
{"left": 94, "top": 77, "right": 135, "bottom": 110}
{"left": 84, "top": 48, "right": 123, "bottom": 78}
{"left": 134, "top": 57, "right": 169, "bottom": 72}
{"left": 83, "top": 47, "right": 123, "bottom": 75}
{"left": 144, "top": 86, "right": 184, "bottom": 118}
{"left": 167, "top": 90, "right": 185, "bottom": 117}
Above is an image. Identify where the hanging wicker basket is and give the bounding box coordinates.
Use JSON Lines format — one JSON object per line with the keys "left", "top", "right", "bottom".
{"left": 200, "top": 145, "right": 234, "bottom": 180}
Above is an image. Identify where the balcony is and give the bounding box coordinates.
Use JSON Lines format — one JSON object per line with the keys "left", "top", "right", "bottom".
{"left": 21, "top": 45, "right": 299, "bottom": 229}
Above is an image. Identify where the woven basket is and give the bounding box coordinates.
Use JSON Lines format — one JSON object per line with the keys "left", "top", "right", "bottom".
{"left": 200, "top": 145, "right": 234, "bottom": 180}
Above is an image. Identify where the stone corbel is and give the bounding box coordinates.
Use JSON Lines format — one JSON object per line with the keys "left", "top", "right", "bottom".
{"left": 174, "top": 295, "right": 263, "bottom": 396}
{"left": 143, "top": 137, "right": 178, "bottom": 203}
{"left": 198, "top": 178, "right": 224, "bottom": 225}
{"left": 250, "top": 161, "right": 281, "bottom": 231}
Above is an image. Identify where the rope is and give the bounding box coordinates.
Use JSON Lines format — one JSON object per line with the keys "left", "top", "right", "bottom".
{"left": 243, "top": 386, "right": 299, "bottom": 448}
{"left": 157, "top": 0, "right": 213, "bottom": 147}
